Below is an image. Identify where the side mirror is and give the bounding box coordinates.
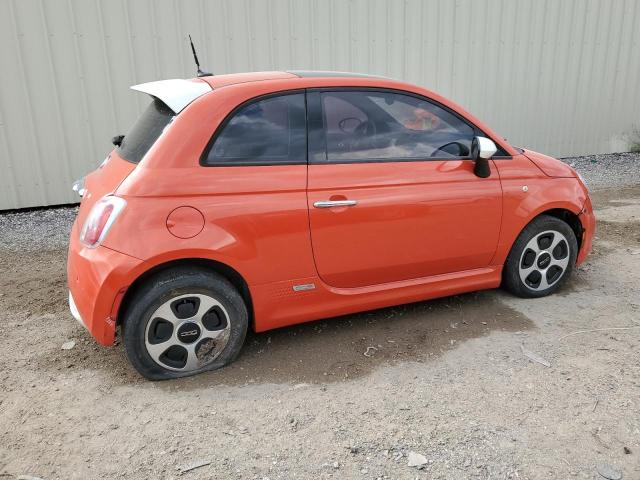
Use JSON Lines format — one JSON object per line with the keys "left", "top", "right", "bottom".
{"left": 471, "top": 136, "right": 497, "bottom": 178}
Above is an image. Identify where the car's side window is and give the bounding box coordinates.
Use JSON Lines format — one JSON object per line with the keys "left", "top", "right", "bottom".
{"left": 203, "top": 92, "right": 306, "bottom": 166}
{"left": 319, "top": 90, "right": 475, "bottom": 162}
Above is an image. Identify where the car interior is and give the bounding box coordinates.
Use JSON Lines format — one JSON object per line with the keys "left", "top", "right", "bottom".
{"left": 321, "top": 91, "right": 474, "bottom": 161}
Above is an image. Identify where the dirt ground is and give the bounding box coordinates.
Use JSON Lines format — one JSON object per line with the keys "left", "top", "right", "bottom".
{"left": 0, "top": 185, "right": 639, "bottom": 480}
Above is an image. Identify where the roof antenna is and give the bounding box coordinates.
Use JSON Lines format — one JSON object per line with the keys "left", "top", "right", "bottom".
{"left": 188, "top": 35, "right": 212, "bottom": 77}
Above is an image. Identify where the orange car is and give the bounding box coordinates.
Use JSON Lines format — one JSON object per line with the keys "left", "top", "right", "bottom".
{"left": 67, "top": 71, "right": 594, "bottom": 379}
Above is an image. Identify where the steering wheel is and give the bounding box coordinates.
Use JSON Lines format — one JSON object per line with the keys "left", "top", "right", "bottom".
{"left": 354, "top": 119, "right": 377, "bottom": 138}
{"left": 338, "top": 117, "right": 364, "bottom": 133}
{"left": 430, "top": 141, "right": 469, "bottom": 157}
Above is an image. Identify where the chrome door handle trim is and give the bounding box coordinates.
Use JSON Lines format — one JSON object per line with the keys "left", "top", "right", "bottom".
{"left": 313, "top": 200, "right": 358, "bottom": 208}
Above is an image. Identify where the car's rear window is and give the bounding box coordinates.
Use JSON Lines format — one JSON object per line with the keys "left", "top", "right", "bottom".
{"left": 117, "top": 97, "right": 174, "bottom": 163}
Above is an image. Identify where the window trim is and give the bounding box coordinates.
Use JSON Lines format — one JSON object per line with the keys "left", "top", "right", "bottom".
{"left": 200, "top": 89, "right": 308, "bottom": 167}
{"left": 307, "top": 87, "right": 510, "bottom": 164}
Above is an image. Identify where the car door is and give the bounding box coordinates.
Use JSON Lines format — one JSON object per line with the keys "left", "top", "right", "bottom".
{"left": 306, "top": 89, "right": 503, "bottom": 289}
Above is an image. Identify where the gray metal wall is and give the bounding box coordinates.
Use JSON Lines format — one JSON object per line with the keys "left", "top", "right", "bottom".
{"left": 1, "top": 0, "right": 639, "bottom": 210}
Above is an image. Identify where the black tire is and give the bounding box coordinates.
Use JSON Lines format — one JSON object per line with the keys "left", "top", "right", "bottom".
{"left": 502, "top": 215, "right": 578, "bottom": 298}
{"left": 122, "top": 267, "right": 248, "bottom": 380}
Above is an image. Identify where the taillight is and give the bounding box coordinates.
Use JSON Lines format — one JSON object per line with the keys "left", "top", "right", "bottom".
{"left": 80, "top": 196, "right": 126, "bottom": 248}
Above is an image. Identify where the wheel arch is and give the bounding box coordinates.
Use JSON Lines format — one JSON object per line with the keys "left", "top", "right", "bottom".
{"left": 498, "top": 206, "right": 583, "bottom": 272}
{"left": 117, "top": 257, "right": 254, "bottom": 330}
{"left": 532, "top": 208, "right": 583, "bottom": 250}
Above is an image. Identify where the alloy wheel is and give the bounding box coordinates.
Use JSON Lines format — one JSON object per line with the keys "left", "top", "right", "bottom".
{"left": 144, "top": 293, "right": 231, "bottom": 372}
{"left": 518, "top": 230, "right": 570, "bottom": 292}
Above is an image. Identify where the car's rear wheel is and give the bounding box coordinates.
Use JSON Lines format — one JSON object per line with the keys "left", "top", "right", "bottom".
{"left": 503, "top": 215, "right": 578, "bottom": 298}
{"left": 122, "top": 267, "right": 248, "bottom": 380}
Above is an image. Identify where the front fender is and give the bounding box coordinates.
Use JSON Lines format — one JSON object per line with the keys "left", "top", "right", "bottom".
{"left": 493, "top": 157, "right": 587, "bottom": 265}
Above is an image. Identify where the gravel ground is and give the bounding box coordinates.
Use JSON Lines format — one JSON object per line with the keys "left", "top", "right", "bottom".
{"left": 0, "top": 206, "right": 77, "bottom": 252}
{"left": 560, "top": 152, "right": 640, "bottom": 190}
{"left": 0, "top": 152, "right": 639, "bottom": 480}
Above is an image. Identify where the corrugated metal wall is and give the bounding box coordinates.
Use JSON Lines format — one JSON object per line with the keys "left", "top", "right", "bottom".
{"left": 1, "top": 0, "right": 639, "bottom": 210}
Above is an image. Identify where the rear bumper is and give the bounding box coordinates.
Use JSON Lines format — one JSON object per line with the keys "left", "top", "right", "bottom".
{"left": 67, "top": 221, "right": 141, "bottom": 345}
{"left": 576, "top": 195, "right": 595, "bottom": 266}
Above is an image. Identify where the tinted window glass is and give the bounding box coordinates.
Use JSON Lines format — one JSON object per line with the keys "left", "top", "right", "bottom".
{"left": 320, "top": 91, "right": 474, "bottom": 162}
{"left": 204, "top": 93, "right": 306, "bottom": 165}
{"left": 118, "top": 97, "right": 174, "bottom": 164}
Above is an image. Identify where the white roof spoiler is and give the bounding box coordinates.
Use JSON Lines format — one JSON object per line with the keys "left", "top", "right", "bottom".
{"left": 130, "top": 79, "right": 212, "bottom": 113}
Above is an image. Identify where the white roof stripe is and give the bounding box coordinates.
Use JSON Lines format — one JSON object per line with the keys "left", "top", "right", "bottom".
{"left": 130, "top": 79, "right": 212, "bottom": 113}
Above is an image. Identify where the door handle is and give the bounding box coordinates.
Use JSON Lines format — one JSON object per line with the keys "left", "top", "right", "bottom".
{"left": 313, "top": 200, "right": 358, "bottom": 208}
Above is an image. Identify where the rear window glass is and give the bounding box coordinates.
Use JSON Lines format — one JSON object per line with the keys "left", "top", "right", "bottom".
{"left": 117, "top": 97, "right": 174, "bottom": 163}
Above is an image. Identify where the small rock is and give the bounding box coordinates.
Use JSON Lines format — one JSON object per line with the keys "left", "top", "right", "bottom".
{"left": 407, "top": 451, "right": 429, "bottom": 468}
{"left": 363, "top": 346, "right": 377, "bottom": 357}
{"left": 596, "top": 463, "right": 623, "bottom": 480}
{"left": 61, "top": 341, "right": 75, "bottom": 350}
{"left": 623, "top": 446, "right": 631, "bottom": 454}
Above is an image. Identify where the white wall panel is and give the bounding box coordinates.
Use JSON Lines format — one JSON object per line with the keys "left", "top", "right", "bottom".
{"left": 0, "top": 0, "right": 638, "bottom": 209}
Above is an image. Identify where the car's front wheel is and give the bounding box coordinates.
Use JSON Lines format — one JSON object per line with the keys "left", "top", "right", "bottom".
{"left": 122, "top": 267, "right": 248, "bottom": 380}
{"left": 503, "top": 215, "right": 578, "bottom": 298}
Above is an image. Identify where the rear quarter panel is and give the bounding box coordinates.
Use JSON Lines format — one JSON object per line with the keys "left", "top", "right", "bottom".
{"left": 107, "top": 82, "right": 319, "bottom": 286}
{"left": 103, "top": 166, "right": 316, "bottom": 286}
